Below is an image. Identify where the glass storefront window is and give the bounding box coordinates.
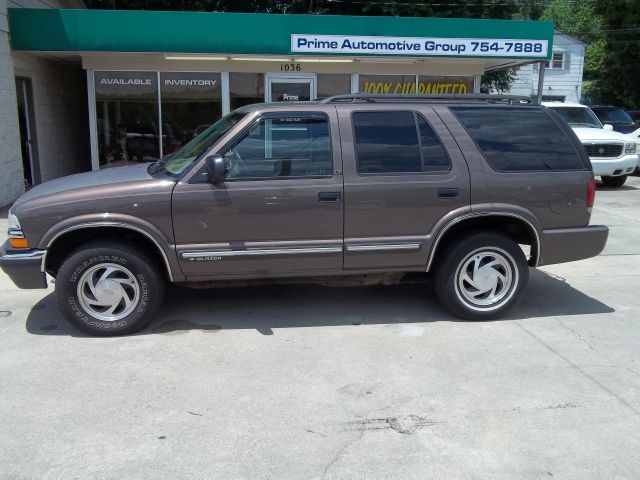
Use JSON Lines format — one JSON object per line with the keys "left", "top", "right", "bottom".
{"left": 95, "top": 71, "right": 159, "bottom": 168}
{"left": 417, "top": 76, "right": 474, "bottom": 95}
{"left": 230, "top": 73, "right": 264, "bottom": 110}
{"left": 317, "top": 74, "right": 351, "bottom": 98}
{"left": 160, "top": 72, "right": 222, "bottom": 155}
{"left": 358, "top": 75, "right": 417, "bottom": 95}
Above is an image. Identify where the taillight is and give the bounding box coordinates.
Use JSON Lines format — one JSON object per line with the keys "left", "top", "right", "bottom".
{"left": 587, "top": 178, "right": 596, "bottom": 212}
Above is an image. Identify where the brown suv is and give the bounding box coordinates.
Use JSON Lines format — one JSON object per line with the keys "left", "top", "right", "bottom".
{"left": 0, "top": 94, "right": 608, "bottom": 336}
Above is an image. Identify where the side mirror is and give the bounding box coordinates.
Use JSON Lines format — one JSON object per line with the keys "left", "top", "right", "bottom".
{"left": 603, "top": 124, "right": 614, "bottom": 131}
{"left": 205, "top": 154, "right": 227, "bottom": 183}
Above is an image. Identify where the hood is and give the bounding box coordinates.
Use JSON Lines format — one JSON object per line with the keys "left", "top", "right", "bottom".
{"left": 629, "top": 128, "right": 640, "bottom": 139}
{"left": 12, "top": 163, "right": 160, "bottom": 208}
{"left": 571, "top": 127, "right": 635, "bottom": 142}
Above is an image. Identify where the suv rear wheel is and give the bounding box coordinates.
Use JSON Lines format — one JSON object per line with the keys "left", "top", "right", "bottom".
{"left": 55, "top": 241, "right": 165, "bottom": 336}
{"left": 435, "top": 232, "right": 528, "bottom": 320}
{"left": 601, "top": 175, "right": 627, "bottom": 188}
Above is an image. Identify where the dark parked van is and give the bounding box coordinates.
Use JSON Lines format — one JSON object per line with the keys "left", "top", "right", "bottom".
{"left": 1, "top": 94, "right": 608, "bottom": 336}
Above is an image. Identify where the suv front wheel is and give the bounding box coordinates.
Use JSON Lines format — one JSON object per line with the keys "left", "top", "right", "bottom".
{"left": 435, "top": 232, "right": 528, "bottom": 320}
{"left": 56, "top": 241, "right": 165, "bottom": 336}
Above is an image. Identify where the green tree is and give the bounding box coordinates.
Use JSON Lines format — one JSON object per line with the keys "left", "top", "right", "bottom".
{"left": 541, "top": 0, "right": 605, "bottom": 100}
{"left": 594, "top": 0, "right": 640, "bottom": 108}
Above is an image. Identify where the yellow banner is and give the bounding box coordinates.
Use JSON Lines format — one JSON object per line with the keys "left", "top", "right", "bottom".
{"left": 362, "top": 81, "right": 470, "bottom": 95}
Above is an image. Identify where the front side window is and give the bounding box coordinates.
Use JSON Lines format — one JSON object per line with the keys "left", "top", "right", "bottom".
{"left": 591, "top": 107, "right": 635, "bottom": 125}
{"left": 352, "top": 111, "right": 450, "bottom": 174}
{"left": 222, "top": 114, "right": 332, "bottom": 179}
{"left": 451, "top": 106, "right": 585, "bottom": 171}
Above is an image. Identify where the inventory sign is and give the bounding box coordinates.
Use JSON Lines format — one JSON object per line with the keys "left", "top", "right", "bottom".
{"left": 292, "top": 34, "right": 549, "bottom": 58}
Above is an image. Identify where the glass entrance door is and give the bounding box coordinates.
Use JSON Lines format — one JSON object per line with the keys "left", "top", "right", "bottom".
{"left": 266, "top": 76, "right": 316, "bottom": 102}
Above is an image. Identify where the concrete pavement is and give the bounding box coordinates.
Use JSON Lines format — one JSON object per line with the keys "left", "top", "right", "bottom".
{"left": 1, "top": 178, "right": 639, "bottom": 479}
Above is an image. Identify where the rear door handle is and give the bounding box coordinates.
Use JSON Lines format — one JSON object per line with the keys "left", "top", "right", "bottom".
{"left": 437, "top": 187, "right": 459, "bottom": 199}
{"left": 318, "top": 191, "right": 341, "bottom": 203}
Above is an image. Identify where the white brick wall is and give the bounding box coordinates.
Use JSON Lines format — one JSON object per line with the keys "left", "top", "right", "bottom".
{"left": 0, "top": 0, "right": 25, "bottom": 207}
{"left": 1, "top": 0, "right": 89, "bottom": 207}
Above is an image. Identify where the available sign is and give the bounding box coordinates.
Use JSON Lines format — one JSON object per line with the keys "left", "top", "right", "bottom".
{"left": 292, "top": 34, "right": 549, "bottom": 58}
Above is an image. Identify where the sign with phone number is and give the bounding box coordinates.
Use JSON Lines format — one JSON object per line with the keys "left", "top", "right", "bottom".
{"left": 292, "top": 34, "right": 549, "bottom": 59}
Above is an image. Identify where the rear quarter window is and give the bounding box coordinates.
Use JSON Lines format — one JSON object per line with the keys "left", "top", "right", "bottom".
{"left": 451, "top": 106, "right": 585, "bottom": 171}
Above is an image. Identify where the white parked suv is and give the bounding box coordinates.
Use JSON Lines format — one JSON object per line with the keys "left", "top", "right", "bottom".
{"left": 543, "top": 102, "right": 638, "bottom": 187}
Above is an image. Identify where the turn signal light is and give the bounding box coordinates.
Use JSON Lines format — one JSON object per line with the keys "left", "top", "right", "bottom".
{"left": 9, "top": 237, "right": 29, "bottom": 249}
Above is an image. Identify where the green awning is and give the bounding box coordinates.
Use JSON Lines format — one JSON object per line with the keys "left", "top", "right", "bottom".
{"left": 8, "top": 8, "right": 554, "bottom": 60}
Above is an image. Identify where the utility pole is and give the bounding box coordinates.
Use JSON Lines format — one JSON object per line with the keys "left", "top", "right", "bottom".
{"left": 536, "top": 61, "right": 546, "bottom": 104}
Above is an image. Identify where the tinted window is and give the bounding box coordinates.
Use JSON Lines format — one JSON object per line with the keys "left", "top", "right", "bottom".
{"left": 591, "top": 107, "right": 634, "bottom": 124}
{"left": 549, "top": 106, "right": 602, "bottom": 128}
{"left": 451, "top": 107, "right": 584, "bottom": 171}
{"left": 223, "top": 114, "right": 331, "bottom": 179}
{"left": 416, "top": 114, "right": 451, "bottom": 171}
{"left": 353, "top": 111, "right": 450, "bottom": 174}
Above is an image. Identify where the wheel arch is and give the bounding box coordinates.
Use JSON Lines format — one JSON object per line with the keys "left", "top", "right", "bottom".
{"left": 43, "top": 223, "right": 175, "bottom": 281}
{"left": 426, "top": 213, "right": 540, "bottom": 271}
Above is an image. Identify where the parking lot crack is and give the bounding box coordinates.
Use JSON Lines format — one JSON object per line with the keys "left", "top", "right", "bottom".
{"left": 321, "top": 432, "right": 364, "bottom": 480}
{"left": 517, "top": 323, "right": 640, "bottom": 417}
{"left": 555, "top": 317, "right": 613, "bottom": 363}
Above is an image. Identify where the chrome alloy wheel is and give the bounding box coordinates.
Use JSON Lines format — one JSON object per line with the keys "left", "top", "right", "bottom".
{"left": 455, "top": 248, "right": 518, "bottom": 311}
{"left": 77, "top": 263, "right": 140, "bottom": 321}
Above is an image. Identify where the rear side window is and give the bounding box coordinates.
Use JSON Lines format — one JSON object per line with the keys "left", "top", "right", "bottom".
{"left": 451, "top": 106, "right": 584, "bottom": 171}
{"left": 352, "top": 111, "right": 450, "bottom": 174}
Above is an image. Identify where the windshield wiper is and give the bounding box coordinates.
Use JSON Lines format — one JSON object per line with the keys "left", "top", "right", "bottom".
{"left": 569, "top": 122, "right": 599, "bottom": 128}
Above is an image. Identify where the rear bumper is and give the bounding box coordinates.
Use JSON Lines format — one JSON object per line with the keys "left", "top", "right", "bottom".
{"left": 0, "top": 241, "right": 48, "bottom": 289}
{"left": 537, "top": 225, "right": 609, "bottom": 266}
{"left": 591, "top": 154, "right": 638, "bottom": 176}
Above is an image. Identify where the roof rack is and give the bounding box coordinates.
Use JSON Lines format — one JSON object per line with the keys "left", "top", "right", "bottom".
{"left": 319, "top": 93, "right": 535, "bottom": 105}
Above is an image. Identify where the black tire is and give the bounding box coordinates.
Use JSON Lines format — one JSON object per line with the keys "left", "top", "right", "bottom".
{"left": 56, "top": 241, "right": 165, "bottom": 336}
{"left": 434, "top": 232, "right": 529, "bottom": 320}
{"left": 601, "top": 175, "right": 627, "bottom": 188}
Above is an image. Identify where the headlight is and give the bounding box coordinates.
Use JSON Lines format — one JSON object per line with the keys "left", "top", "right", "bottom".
{"left": 625, "top": 142, "right": 636, "bottom": 154}
{"left": 7, "top": 212, "right": 29, "bottom": 249}
{"left": 8, "top": 212, "right": 21, "bottom": 231}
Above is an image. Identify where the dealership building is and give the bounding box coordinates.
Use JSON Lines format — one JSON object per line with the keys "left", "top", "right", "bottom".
{"left": 0, "top": 3, "right": 554, "bottom": 207}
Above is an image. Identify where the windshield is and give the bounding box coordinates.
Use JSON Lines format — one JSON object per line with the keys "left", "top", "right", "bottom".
{"left": 592, "top": 107, "right": 634, "bottom": 124}
{"left": 551, "top": 106, "right": 602, "bottom": 128}
{"left": 163, "top": 111, "right": 247, "bottom": 174}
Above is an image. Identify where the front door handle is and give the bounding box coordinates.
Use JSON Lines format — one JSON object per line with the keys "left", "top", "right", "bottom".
{"left": 438, "top": 187, "right": 459, "bottom": 199}
{"left": 318, "top": 191, "right": 341, "bottom": 203}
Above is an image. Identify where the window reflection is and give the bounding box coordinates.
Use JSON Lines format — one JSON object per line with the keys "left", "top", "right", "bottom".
{"left": 95, "top": 71, "right": 159, "bottom": 168}
{"left": 230, "top": 73, "right": 265, "bottom": 110}
{"left": 358, "top": 75, "right": 417, "bottom": 95}
{"left": 160, "top": 72, "right": 222, "bottom": 154}
{"left": 317, "top": 74, "right": 351, "bottom": 99}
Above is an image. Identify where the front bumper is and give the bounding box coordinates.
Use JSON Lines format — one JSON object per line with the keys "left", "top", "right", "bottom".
{"left": 590, "top": 154, "right": 638, "bottom": 177}
{"left": 537, "top": 225, "right": 609, "bottom": 266}
{"left": 0, "top": 241, "right": 47, "bottom": 289}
